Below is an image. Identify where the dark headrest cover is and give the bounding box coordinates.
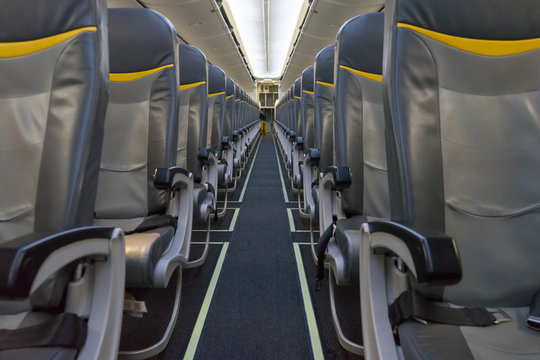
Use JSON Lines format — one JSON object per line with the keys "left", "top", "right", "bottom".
{"left": 336, "top": 12, "right": 383, "bottom": 75}
{"left": 226, "top": 77, "right": 235, "bottom": 96}
{"left": 301, "top": 66, "right": 314, "bottom": 92}
{"left": 108, "top": 9, "right": 176, "bottom": 73}
{"left": 396, "top": 0, "right": 540, "bottom": 40}
{"left": 208, "top": 65, "right": 226, "bottom": 94}
{"left": 315, "top": 45, "right": 335, "bottom": 84}
{"left": 178, "top": 44, "right": 207, "bottom": 85}
{"left": 0, "top": 0, "right": 103, "bottom": 41}
{"left": 294, "top": 78, "right": 301, "bottom": 97}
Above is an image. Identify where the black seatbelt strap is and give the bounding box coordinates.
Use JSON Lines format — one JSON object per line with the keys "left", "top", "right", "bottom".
{"left": 315, "top": 220, "right": 335, "bottom": 292}
{"left": 388, "top": 290, "right": 504, "bottom": 330}
{"left": 0, "top": 313, "right": 87, "bottom": 350}
{"left": 128, "top": 215, "right": 177, "bottom": 234}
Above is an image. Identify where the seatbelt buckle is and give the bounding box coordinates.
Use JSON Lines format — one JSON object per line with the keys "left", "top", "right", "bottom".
{"left": 488, "top": 308, "right": 512, "bottom": 324}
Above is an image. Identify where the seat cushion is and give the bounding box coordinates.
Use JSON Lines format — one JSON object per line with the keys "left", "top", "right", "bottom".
{"left": 399, "top": 307, "right": 540, "bottom": 360}
{"left": 125, "top": 226, "right": 175, "bottom": 287}
{"left": 331, "top": 215, "right": 367, "bottom": 285}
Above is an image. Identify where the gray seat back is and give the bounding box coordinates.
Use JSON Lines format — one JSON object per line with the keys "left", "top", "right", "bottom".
{"left": 0, "top": 0, "right": 109, "bottom": 242}
{"left": 208, "top": 65, "right": 226, "bottom": 152}
{"left": 178, "top": 44, "right": 208, "bottom": 180}
{"left": 314, "top": 45, "right": 335, "bottom": 171}
{"left": 95, "top": 8, "right": 178, "bottom": 226}
{"left": 301, "top": 66, "right": 315, "bottom": 150}
{"left": 234, "top": 83, "right": 241, "bottom": 131}
{"left": 334, "top": 12, "right": 390, "bottom": 219}
{"left": 384, "top": 0, "right": 540, "bottom": 307}
{"left": 224, "top": 77, "right": 235, "bottom": 138}
{"left": 293, "top": 78, "right": 302, "bottom": 138}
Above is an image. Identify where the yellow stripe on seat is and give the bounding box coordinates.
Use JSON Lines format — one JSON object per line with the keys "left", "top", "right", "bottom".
{"left": 0, "top": 26, "right": 97, "bottom": 58}
{"left": 294, "top": 96, "right": 302, "bottom": 99}
{"left": 226, "top": 95, "right": 234, "bottom": 99}
{"left": 180, "top": 81, "right": 206, "bottom": 91}
{"left": 209, "top": 91, "right": 225, "bottom": 98}
{"left": 340, "top": 65, "right": 382, "bottom": 82}
{"left": 316, "top": 81, "right": 334, "bottom": 88}
{"left": 110, "top": 64, "right": 174, "bottom": 82}
{"left": 303, "top": 90, "right": 314, "bottom": 95}
{"left": 397, "top": 23, "right": 540, "bottom": 56}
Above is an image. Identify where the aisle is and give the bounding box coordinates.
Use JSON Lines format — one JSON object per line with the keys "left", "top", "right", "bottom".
{"left": 192, "top": 134, "right": 313, "bottom": 359}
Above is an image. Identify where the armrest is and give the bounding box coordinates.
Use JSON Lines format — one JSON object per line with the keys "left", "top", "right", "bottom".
{"left": 295, "top": 137, "right": 304, "bottom": 151}
{"left": 289, "top": 131, "right": 296, "bottom": 142}
{"left": 197, "top": 148, "right": 216, "bottom": 166}
{"left": 221, "top": 136, "right": 230, "bottom": 150}
{"left": 364, "top": 220, "right": 461, "bottom": 285}
{"left": 0, "top": 226, "right": 117, "bottom": 298}
{"left": 154, "top": 166, "right": 192, "bottom": 191}
{"left": 308, "top": 148, "right": 320, "bottom": 166}
{"left": 232, "top": 130, "right": 239, "bottom": 142}
{"left": 322, "top": 166, "right": 352, "bottom": 191}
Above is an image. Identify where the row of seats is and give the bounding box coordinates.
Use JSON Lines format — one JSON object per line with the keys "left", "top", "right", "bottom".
{"left": 0, "top": 2, "right": 260, "bottom": 359}
{"left": 274, "top": 0, "right": 540, "bottom": 359}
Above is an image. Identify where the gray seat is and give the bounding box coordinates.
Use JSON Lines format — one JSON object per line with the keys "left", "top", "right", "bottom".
{"left": 207, "top": 65, "right": 226, "bottom": 154}
{"left": 291, "top": 78, "right": 303, "bottom": 190}
{"left": 361, "top": 1, "right": 540, "bottom": 359}
{"left": 311, "top": 45, "right": 335, "bottom": 222}
{"left": 178, "top": 44, "right": 217, "bottom": 223}
{"left": 316, "top": 12, "right": 389, "bottom": 356}
{"left": 96, "top": 9, "right": 195, "bottom": 359}
{"left": 221, "top": 77, "right": 237, "bottom": 188}
{"left": 0, "top": 1, "right": 125, "bottom": 359}
{"left": 299, "top": 66, "right": 316, "bottom": 217}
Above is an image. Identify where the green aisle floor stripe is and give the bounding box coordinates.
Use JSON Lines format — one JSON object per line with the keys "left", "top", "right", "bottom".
{"left": 228, "top": 208, "right": 240, "bottom": 232}
{"left": 293, "top": 243, "right": 324, "bottom": 360}
{"left": 239, "top": 137, "right": 262, "bottom": 202}
{"left": 273, "top": 135, "right": 290, "bottom": 202}
{"left": 183, "top": 243, "right": 230, "bottom": 360}
{"left": 287, "top": 208, "right": 296, "bottom": 232}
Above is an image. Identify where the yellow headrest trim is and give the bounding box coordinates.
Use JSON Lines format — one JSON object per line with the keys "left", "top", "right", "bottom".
{"left": 0, "top": 26, "right": 97, "bottom": 58}
{"left": 180, "top": 81, "right": 206, "bottom": 91}
{"left": 340, "top": 65, "right": 382, "bottom": 82}
{"left": 209, "top": 91, "right": 225, "bottom": 98}
{"left": 303, "top": 90, "right": 314, "bottom": 95}
{"left": 316, "top": 81, "right": 334, "bottom": 88}
{"left": 226, "top": 95, "right": 235, "bottom": 99}
{"left": 110, "top": 64, "right": 174, "bottom": 82}
{"left": 398, "top": 23, "right": 540, "bottom": 56}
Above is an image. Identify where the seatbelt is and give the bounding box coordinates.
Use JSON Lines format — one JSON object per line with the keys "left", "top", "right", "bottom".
{"left": 315, "top": 220, "right": 336, "bottom": 292}
{"left": 0, "top": 313, "right": 87, "bottom": 350}
{"left": 128, "top": 215, "right": 177, "bottom": 234}
{"left": 388, "top": 290, "right": 511, "bottom": 330}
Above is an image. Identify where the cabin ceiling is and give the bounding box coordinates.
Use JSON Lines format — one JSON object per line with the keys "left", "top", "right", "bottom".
{"left": 108, "top": 0, "right": 383, "bottom": 97}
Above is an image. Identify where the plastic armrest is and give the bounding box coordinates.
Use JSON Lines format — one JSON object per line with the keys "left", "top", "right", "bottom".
{"left": 322, "top": 166, "right": 352, "bottom": 191}
{"left": 221, "top": 136, "right": 230, "bottom": 150}
{"left": 289, "top": 131, "right": 296, "bottom": 142}
{"left": 232, "top": 130, "right": 239, "bottom": 142}
{"left": 309, "top": 148, "right": 320, "bottom": 165}
{"left": 296, "top": 137, "right": 304, "bottom": 151}
{"left": 154, "top": 166, "right": 192, "bottom": 191}
{"left": 363, "top": 220, "right": 461, "bottom": 285}
{"left": 0, "top": 226, "right": 117, "bottom": 298}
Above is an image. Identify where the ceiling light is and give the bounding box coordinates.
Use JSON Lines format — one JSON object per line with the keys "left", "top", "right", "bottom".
{"left": 223, "top": 0, "right": 308, "bottom": 79}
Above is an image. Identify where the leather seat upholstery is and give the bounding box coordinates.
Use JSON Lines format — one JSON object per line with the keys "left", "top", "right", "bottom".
{"left": 207, "top": 65, "right": 226, "bottom": 153}
{"left": 95, "top": 8, "right": 179, "bottom": 287}
{"left": 332, "top": 12, "right": 390, "bottom": 285}
{"left": 378, "top": 0, "right": 540, "bottom": 358}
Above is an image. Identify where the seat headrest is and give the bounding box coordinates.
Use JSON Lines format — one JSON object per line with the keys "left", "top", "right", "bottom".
{"left": 108, "top": 8, "right": 177, "bottom": 73}
{"left": 226, "top": 77, "right": 235, "bottom": 96}
{"left": 314, "top": 45, "right": 335, "bottom": 84}
{"left": 0, "top": 0, "right": 102, "bottom": 42}
{"left": 294, "top": 78, "right": 301, "bottom": 97}
{"left": 234, "top": 83, "right": 241, "bottom": 97}
{"left": 301, "top": 66, "right": 314, "bottom": 93}
{"left": 336, "top": 12, "right": 384, "bottom": 75}
{"left": 395, "top": 0, "right": 540, "bottom": 40}
{"left": 208, "top": 65, "right": 225, "bottom": 94}
{"left": 178, "top": 44, "right": 207, "bottom": 85}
